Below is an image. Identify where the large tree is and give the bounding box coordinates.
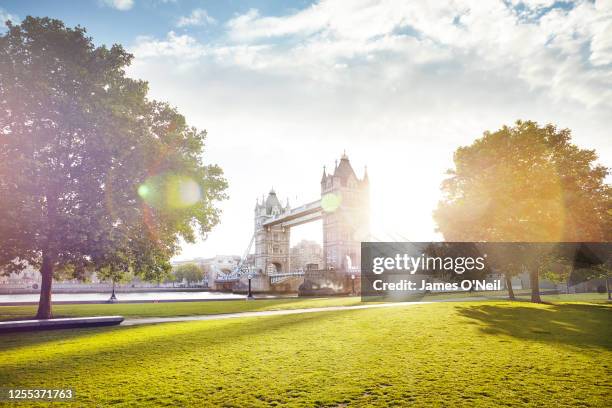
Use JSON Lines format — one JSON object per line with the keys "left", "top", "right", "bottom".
{"left": 434, "top": 120, "right": 611, "bottom": 302}
{"left": 0, "top": 17, "right": 227, "bottom": 318}
{"left": 174, "top": 263, "right": 204, "bottom": 286}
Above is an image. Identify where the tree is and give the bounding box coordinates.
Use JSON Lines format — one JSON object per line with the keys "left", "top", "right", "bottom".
{"left": 0, "top": 17, "right": 227, "bottom": 318}
{"left": 434, "top": 121, "right": 611, "bottom": 302}
{"left": 586, "top": 264, "right": 612, "bottom": 300}
{"left": 567, "top": 244, "right": 612, "bottom": 300}
{"left": 174, "top": 263, "right": 204, "bottom": 286}
{"left": 541, "top": 256, "right": 572, "bottom": 294}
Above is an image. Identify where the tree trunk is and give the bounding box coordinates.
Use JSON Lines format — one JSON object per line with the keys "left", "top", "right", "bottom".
{"left": 504, "top": 273, "right": 515, "bottom": 300}
{"left": 36, "top": 251, "right": 54, "bottom": 319}
{"left": 607, "top": 276, "right": 611, "bottom": 301}
{"left": 530, "top": 269, "right": 542, "bottom": 303}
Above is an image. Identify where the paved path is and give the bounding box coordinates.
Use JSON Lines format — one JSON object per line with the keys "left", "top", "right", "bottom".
{"left": 121, "top": 302, "right": 432, "bottom": 326}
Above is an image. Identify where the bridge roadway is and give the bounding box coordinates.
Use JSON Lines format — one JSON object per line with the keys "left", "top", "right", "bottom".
{"left": 214, "top": 198, "right": 323, "bottom": 284}
{"left": 261, "top": 199, "right": 322, "bottom": 228}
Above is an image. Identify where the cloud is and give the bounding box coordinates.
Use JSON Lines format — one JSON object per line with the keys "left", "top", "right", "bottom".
{"left": 101, "top": 0, "right": 134, "bottom": 11}
{"left": 225, "top": 7, "right": 327, "bottom": 40}
{"left": 177, "top": 9, "right": 216, "bottom": 27}
{"left": 132, "top": 31, "right": 208, "bottom": 58}
{"left": 589, "top": 14, "right": 612, "bottom": 66}
{"left": 218, "top": 0, "right": 612, "bottom": 109}
{"left": 127, "top": 0, "right": 612, "bottom": 259}
{"left": 0, "top": 8, "right": 19, "bottom": 25}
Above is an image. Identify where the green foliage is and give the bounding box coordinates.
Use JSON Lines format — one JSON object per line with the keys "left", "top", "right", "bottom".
{"left": 434, "top": 121, "right": 611, "bottom": 301}
{"left": 0, "top": 17, "right": 227, "bottom": 315}
{"left": 173, "top": 263, "right": 204, "bottom": 284}
{"left": 96, "top": 265, "right": 135, "bottom": 285}
{"left": 540, "top": 256, "right": 572, "bottom": 284}
{"left": 0, "top": 301, "right": 609, "bottom": 406}
{"left": 572, "top": 265, "right": 611, "bottom": 283}
{"left": 435, "top": 120, "right": 611, "bottom": 242}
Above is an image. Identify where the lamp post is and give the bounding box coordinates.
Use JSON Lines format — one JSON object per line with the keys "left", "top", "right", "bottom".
{"left": 108, "top": 280, "right": 118, "bottom": 303}
{"left": 247, "top": 274, "right": 254, "bottom": 300}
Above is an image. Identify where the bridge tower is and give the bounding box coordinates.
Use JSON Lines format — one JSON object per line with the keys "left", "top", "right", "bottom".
{"left": 321, "top": 153, "right": 370, "bottom": 272}
{"left": 254, "top": 189, "right": 291, "bottom": 275}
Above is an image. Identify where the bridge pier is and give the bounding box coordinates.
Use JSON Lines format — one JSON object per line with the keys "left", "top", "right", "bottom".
{"left": 298, "top": 269, "right": 361, "bottom": 296}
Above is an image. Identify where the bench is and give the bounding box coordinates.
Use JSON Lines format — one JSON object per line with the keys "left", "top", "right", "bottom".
{"left": 0, "top": 316, "right": 124, "bottom": 333}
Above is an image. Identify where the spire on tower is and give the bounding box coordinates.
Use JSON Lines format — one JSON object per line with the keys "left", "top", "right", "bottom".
{"left": 333, "top": 152, "right": 357, "bottom": 182}
{"left": 321, "top": 165, "right": 327, "bottom": 183}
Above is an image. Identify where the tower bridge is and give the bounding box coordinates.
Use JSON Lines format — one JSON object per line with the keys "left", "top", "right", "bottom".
{"left": 215, "top": 153, "right": 369, "bottom": 295}
{"left": 261, "top": 199, "right": 322, "bottom": 229}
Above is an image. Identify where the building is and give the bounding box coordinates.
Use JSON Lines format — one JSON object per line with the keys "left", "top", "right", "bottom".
{"left": 0, "top": 264, "right": 40, "bottom": 287}
{"left": 253, "top": 189, "right": 291, "bottom": 274}
{"left": 320, "top": 153, "right": 370, "bottom": 272}
{"left": 290, "top": 240, "right": 323, "bottom": 272}
{"left": 172, "top": 255, "right": 241, "bottom": 284}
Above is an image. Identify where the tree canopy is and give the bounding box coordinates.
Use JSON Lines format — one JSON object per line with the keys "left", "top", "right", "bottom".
{"left": 435, "top": 120, "right": 610, "bottom": 242}
{"left": 0, "top": 17, "right": 227, "bottom": 318}
{"left": 174, "top": 263, "right": 204, "bottom": 285}
{"left": 434, "top": 120, "right": 611, "bottom": 301}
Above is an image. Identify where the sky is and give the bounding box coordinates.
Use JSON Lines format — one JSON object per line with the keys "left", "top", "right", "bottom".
{"left": 2, "top": 0, "right": 611, "bottom": 261}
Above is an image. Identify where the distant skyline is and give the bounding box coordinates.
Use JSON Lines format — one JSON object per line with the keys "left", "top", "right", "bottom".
{"left": 3, "top": 0, "right": 611, "bottom": 260}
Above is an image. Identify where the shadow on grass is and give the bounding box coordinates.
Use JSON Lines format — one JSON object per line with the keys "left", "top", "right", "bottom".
{"left": 456, "top": 303, "right": 612, "bottom": 350}
{"left": 0, "top": 299, "right": 357, "bottom": 352}
{"left": 0, "top": 308, "right": 362, "bottom": 382}
{"left": 0, "top": 324, "right": 127, "bottom": 352}
{"left": 0, "top": 297, "right": 355, "bottom": 322}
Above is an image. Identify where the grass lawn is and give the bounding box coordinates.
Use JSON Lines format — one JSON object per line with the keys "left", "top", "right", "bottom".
{"left": 514, "top": 292, "right": 610, "bottom": 303}
{"left": 423, "top": 291, "right": 610, "bottom": 303}
{"left": 1, "top": 293, "right": 607, "bottom": 322}
{"left": 0, "top": 300, "right": 610, "bottom": 407}
{"left": 0, "top": 297, "right": 363, "bottom": 321}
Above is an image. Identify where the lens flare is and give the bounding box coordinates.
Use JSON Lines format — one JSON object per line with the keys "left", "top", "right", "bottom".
{"left": 137, "top": 184, "right": 150, "bottom": 198}
{"left": 321, "top": 193, "right": 341, "bottom": 213}
{"left": 166, "top": 175, "right": 202, "bottom": 208}
{"left": 138, "top": 174, "right": 202, "bottom": 209}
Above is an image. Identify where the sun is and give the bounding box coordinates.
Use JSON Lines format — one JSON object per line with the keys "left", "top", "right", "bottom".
{"left": 367, "top": 160, "right": 443, "bottom": 242}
